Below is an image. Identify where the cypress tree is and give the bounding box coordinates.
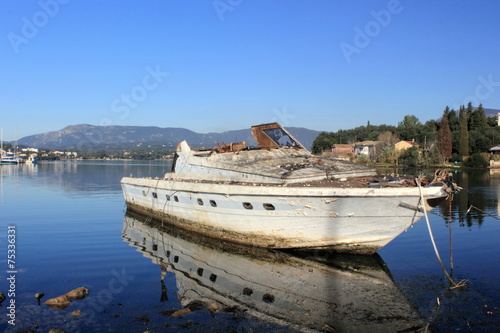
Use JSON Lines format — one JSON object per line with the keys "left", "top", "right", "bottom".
{"left": 437, "top": 116, "right": 452, "bottom": 162}
{"left": 459, "top": 105, "right": 469, "bottom": 156}
{"left": 444, "top": 106, "right": 460, "bottom": 132}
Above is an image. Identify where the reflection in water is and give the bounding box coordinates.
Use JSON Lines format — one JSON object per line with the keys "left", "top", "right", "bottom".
{"left": 0, "top": 162, "right": 39, "bottom": 175}
{"left": 490, "top": 169, "right": 500, "bottom": 217}
{"left": 434, "top": 169, "right": 500, "bottom": 227}
{"left": 0, "top": 161, "right": 170, "bottom": 196}
{"left": 122, "top": 211, "right": 426, "bottom": 332}
{"left": 378, "top": 168, "right": 500, "bottom": 228}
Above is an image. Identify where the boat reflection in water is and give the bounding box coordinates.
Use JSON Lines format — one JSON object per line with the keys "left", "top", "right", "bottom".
{"left": 122, "top": 212, "right": 425, "bottom": 332}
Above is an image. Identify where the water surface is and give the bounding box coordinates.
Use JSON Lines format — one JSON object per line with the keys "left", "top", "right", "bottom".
{"left": 0, "top": 162, "right": 498, "bottom": 332}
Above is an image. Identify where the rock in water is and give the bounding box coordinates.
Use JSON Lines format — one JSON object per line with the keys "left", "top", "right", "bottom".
{"left": 0, "top": 292, "right": 5, "bottom": 304}
{"left": 71, "top": 310, "right": 82, "bottom": 317}
{"left": 171, "top": 308, "right": 191, "bottom": 317}
{"left": 45, "top": 295, "right": 72, "bottom": 310}
{"left": 65, "top": 287, "right": 89, "bottom": 300}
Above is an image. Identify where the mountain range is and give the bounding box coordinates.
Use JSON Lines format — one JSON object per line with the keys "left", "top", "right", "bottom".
{"left": 17, "top": 124, "right": 322, "bottom": 151}
{"left": 483, "top": 108, "right": 500, "bottom": 118}
{"left": 13, "top": 108, "right": 500, "bottom": 151}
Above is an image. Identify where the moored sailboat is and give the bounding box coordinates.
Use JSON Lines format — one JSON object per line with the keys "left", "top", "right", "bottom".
{"left": 0, "top": 129, "right": 24, "bottom": 164}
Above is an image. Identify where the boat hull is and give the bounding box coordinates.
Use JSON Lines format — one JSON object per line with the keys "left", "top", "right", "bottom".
{"left": 0, "top": 160, "right": 22, "bottom": 165}
{"left": 121, "top": 176, "right": 448, "bottom": 254}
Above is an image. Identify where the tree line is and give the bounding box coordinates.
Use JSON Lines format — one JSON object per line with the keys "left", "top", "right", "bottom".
{"left": 312, "top": 103, "right": 499, "bottom": 167}
{"left": 41, "top": 148, "right": 173, "bottom": 161}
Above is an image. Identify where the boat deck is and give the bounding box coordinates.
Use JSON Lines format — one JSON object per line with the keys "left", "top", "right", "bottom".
{"left": 162, "top": 173, "right": 423, "bottom": 188}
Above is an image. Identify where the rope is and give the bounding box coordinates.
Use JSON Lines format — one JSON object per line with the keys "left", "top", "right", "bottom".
{"left": 450, "top": 184, "right": 500, "bottom": 221}
{"left": 467, "top": 205, "right": 500, "bottom": 221}
{"left": 416, "top": 179, "right": 458, "bottom": 287}
{"left": 448, "top": 195, "right": 454, "bottom": 272}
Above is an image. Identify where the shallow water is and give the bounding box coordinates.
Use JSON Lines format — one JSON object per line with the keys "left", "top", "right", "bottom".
{"left": 0, "top": 162, "right": 499, "bottom": 332}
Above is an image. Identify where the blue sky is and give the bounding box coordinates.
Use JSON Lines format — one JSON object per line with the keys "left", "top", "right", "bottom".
{"left": 1, "top": 0, "right": 500, "bottom": 141}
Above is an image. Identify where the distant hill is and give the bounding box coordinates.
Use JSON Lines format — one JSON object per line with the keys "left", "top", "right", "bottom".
{"left": 447, "top": 107, "right": 499, "bottom": 118}
{"left": 484, "top": 108, "right": 499, "bottom": 118}
{"left": 17, "top": 124, "right": 322, "bottom": 151}
{"left": 16, "top": 108, "right": 500, "bottom": 151}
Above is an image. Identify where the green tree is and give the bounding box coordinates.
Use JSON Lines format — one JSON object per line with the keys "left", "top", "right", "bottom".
{"left": 398, "top": 146, "right": 420, "bottom": 167}
{"left": 378, "top": 146, "right": 398, "bottom": 165}
{"left": 311, "top": 123, "right": 399, "bottom": 154}
{"left": 469, "top": 130, "right": 492, "bottom": 153}
{"left": 437, "top": 116, "right": 452, "bottom": 163}
{"left": 397, "top": 115, "right": 422, "bottom": 141}
{"left": 469, "top": 103, "right": 487, "bottom": 131}
{"left": 492, "top": 126, "right": 500, "bottom": 146}
{"left": 463, "top": 153, "right": 488, "bottom": 167}
{"left": 1, "top": 142, "right": 13, "bottom": 151}
{"left": 444, "top": 106, "right": 460, "bottom": 132}
{"left": 459, "top": 105, "right": 469, "bottom": 156}
{"left": 420, "top": 119, "right": 438, "bottom": 151}
{"left": 311, "top": 132, "right": 335, "bottom": 154}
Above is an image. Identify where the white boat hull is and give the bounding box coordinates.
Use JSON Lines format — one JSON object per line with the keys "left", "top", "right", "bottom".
{"left": 121, "top": 176, "right": 447, "bottom": 254}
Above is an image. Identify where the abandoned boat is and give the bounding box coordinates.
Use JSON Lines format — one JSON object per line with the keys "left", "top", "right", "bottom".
{"left": 121, "top": 123, "right": 454, "bottom": 254}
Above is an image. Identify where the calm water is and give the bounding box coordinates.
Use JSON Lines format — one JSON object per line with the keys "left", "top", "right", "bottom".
{"left": 0, "top": 161, "right": 499, "bottom": 332}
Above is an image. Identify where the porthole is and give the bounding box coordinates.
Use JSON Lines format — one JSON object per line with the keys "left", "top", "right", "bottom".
{"left": 210, "top": 200, "right": 217, "bottom": 207}
{"left": 142, "top": 190, "right": 147, "bottom": 196}
{"left": 197, "top": 268, "right": 204, "bottom": 277}
{"left": 262, "top": 294, "right": 275, "bottom": 303}
{"left": 263, "top": 203, "right": 275, "bottom": 210}
{"left": 197, "top": 198, "right": 204, "bottom": 205}
{"left": 243, "top": 287, "right": 253, "bottom": 296}
{"left": 166, "top": 195, "right": 171, "bottom": 201}
{"left": 152, "top": 244, "right": 158, "bottom": 251}
{"left": 166, "top": 251, "right": 171, "bottom": 257}
{"left": 174, "top": 196, "right": 179, "bottom": 202}
{"left": 152, "top": 192, "right": 158, "bottom": 199}
{"left": 243, "top": 202, "right": 253, "bottom": 210}
{"left": 209, "top": 274, "right": 217, "bottom": 282}
{"left": 174, "top": 256, "right": 179, "bottom": 263}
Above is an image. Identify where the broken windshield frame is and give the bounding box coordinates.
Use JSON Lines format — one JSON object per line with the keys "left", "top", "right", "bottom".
{"left": 263, "top": 128, "right": 300, "bottom": 147}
